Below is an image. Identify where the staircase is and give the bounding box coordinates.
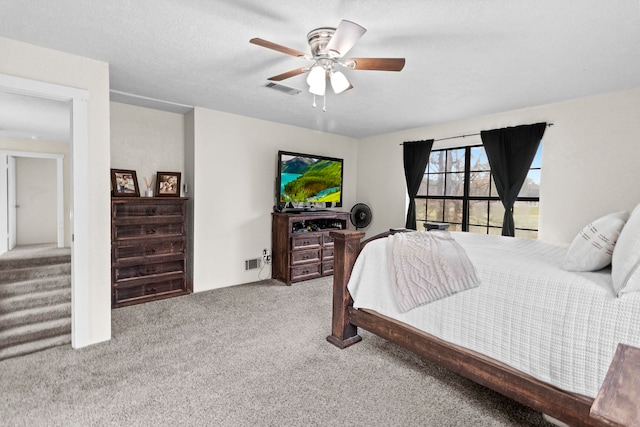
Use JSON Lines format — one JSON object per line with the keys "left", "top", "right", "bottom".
{"left": 0, "top": 246, "right": 72, "bottom": 360}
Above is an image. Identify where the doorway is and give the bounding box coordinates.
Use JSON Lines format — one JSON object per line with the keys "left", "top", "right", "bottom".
{"left": 0, "top": 73, "right": 91, "bottom": 349}
{"left": 0, "top": 151, "right": 66, "bottom": 253}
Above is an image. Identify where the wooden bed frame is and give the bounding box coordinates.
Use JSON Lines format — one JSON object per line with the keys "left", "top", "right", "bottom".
{"left": 326, "top": 230, "right": 637, "bottom": 427}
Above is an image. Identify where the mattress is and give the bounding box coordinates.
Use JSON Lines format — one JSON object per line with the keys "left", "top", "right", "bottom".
{"left": 347, "top": 232, "right": 640, "bottom": 398}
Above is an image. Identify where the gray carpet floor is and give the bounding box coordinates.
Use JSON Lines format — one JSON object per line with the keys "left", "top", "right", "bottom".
{"left": 0, "top": 277, "right": 552, "bottom": 426}
{"left": 0, "top": 244, "right": 70, "bottom": 261}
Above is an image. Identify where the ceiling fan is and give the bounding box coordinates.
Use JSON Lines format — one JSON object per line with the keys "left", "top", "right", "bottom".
{"left": 250, "top": 20, "right": 405, "bottom": 103}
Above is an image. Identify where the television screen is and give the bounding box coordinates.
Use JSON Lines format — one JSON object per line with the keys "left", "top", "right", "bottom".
{"left": 276, "top": 150, "right": 343, "bottom": 209}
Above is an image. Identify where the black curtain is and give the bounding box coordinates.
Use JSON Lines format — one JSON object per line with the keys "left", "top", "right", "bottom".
{"left": 403, "top": 139, "right": 434, "bottom": 229}
{"left": 480, "top": 123, "right": 546, "bottom": 237}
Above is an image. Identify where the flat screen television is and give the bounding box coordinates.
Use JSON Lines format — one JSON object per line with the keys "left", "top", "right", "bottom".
{"left": 275, "top": 150, "right": 343, "bottom": 211}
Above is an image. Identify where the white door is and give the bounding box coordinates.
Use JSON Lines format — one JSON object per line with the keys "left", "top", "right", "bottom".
{"left": 0, "top": 154, "right": 7, "bottom": 255}
{"left": 7, "top": 155, "right": 16, "bottom": 250}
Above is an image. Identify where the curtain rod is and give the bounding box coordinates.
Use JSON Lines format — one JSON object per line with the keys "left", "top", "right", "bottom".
{"left": 400, "top": 123, "right": 553, "bottom": 145}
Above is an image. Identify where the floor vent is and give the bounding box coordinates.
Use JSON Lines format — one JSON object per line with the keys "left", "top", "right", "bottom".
{"left": 263, "top": 82, "right": 301, "bottom": 95}
{"left": 245, "top": 258, "right": 262, "bottom": 270}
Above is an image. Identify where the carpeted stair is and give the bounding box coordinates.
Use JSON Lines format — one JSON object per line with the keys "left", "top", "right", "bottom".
{"left": 0, "top": 250, "right": 71, "bottom": 360}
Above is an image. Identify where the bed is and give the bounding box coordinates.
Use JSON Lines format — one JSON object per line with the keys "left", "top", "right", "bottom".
{"left": 327, "top": 218, "right": 640, "bottom": 426}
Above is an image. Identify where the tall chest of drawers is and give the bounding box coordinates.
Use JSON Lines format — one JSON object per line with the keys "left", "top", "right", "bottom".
{"left": 111, "top": 197, "right": 190, "bottom": 307}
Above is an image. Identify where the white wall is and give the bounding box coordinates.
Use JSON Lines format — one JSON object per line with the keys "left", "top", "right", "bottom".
{"left": 0, "top": 137, "right": 71, "bottom": 246}
{"left": 189, "top": 107, "right": 357, "bottom": 291}
{"left": 110, "top": 102, "right": 185, "bottom": 195}
{"left": 357, "top": 87, "right": 640, "bottom": 244}
{"left": 0, "top": 36, "right": 111, "bottom": 346}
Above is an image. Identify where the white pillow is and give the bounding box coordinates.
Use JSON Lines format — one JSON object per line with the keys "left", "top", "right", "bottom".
{"left": 612, "top": 204, "right": 640, "bottom": 296}
{"left": 562, "top": 210, "right": 629, "bottom": 272}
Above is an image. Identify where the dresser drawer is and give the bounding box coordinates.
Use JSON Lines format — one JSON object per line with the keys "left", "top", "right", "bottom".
{"left": 113, "top": 238, "right": 185, "bottom": 260}
{"left": 322, "top": 246, "right": 334, "bottom": 260}
{"left": 322, "top": 260, "right": 334, "bottom": 275}
{"left": 114, "top": 258, "right": 185, "bottom": 281}
{"left": 291, "top": 234, "right": 322, "bottom": 250}
{"left": 113, "top": 275, "right": 186, "bottom": 305}
{"left": 322, "top": 233, "right": 335, "bottom": 246}
{"left": 290, "top": 263, "right": 321, "bottom": 282}
{"left": 113, "top": 201, "right": 184, "bottom": 218}
{"left": 113, "top": 221, "right": 184, "bottom": 240}
{"left": 291, "top": 249, "right": 321, "bottom": 265}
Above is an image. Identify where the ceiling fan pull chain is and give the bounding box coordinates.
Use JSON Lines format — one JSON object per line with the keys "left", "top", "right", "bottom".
{"left": 312, "top": 94, "right": 316, "bottom": 108}
{"left": 323, "top": 94, "right": 326, "bottom": 112}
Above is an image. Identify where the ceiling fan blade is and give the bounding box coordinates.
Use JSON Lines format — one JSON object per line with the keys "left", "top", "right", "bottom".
{"left": 349, "top": 58, "right": 406, "bottom": 71}
{"left": 250, "top": 38, "right": 308, "bottom": 58}
{"left": 268, "top": 67, "right": 308, "bottom": 81}
{"left": 325, "top": 20, "right": 366, "bottom": 57}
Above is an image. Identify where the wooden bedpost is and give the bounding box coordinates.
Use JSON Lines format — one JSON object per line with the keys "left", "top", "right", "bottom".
{"left": 590, "top": 343, "right": 640, "bottom": 426}
{"left": 326, "top": 230, "right": 365, "bottom": 349}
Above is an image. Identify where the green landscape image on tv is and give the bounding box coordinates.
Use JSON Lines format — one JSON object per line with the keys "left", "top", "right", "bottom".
{"left": 278, "top": 152, "right": 343, "bottom": 204}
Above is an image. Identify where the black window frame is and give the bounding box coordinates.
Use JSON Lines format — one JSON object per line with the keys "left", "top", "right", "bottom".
{"left": 415, "top": 144, "right": 541, "bottom": 237}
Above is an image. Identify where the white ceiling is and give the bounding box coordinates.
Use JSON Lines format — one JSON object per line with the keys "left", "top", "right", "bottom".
{"left": 1, "top": 0, "right": 639, "bottom": 139}
{"left": 0, "top": 92, "right": 71, "bottom": 142}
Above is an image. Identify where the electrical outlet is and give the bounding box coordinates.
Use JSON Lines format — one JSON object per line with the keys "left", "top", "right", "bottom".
{"left": 263, "top": 248, "right": 271, "bottom": 264}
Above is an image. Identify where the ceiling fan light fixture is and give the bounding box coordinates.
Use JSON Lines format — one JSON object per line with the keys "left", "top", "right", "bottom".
{"left": 307, "top": 65, "right": 326, "bottom": 96}
{"left": 309, "top": 82, "right": 326, "bottom": 96}
{"left": 309, "top": 84, "right": 326, "bottom": 96}
{"left": 330, "top": 70, "right": 350, "bottom": 94}
{"left": 306, "top": 65, "right": 324, "bottom": 86}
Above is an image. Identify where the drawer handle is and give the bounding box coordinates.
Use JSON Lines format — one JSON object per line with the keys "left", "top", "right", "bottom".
{"left": 146, "top": 228, "right": 157, "bottom": 234}
{"left": 145, "top": 208, "right": 157, "bottom": 215}
{"left": 302, "top": 255, "right": 309, "bottom": 260}
{"left": 146, "top": 248, "right": 157, "bottom": 255}
{"left": 148, "top": 287, "right": 157, "bottom": 294}
{"left": 146, "top": 267, "right": 158, "bottom": 273}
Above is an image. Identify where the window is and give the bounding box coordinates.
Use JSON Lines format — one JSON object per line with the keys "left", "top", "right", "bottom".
{"left": 416, "top": 144, "right": 542, "bottom": 238}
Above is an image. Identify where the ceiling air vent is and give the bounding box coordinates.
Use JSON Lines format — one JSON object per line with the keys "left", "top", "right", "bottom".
{"left": 263, "top": 82, "right": 301, "bottom": 95}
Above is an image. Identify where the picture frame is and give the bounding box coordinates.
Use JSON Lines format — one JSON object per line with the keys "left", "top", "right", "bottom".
{"left": 155, "top": 171, "right": 181, "bottom": 197}
{"left": 111, "top": 168, "right": 140, "bottom": 197}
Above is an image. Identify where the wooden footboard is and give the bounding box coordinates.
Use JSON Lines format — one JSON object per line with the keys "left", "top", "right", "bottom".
{"left": 326, "top": 229, "right": 636, "bottom": 427}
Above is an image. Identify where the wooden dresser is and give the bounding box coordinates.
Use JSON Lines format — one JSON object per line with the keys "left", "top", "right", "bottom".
{"left": 272, "top": 211, "right": 350, "bottom": 285}
{"left": 111, "top": 197, "right": 190, "bottom": 307}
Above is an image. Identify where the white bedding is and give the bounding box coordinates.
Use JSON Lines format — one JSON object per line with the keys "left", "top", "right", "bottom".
{"left": 347, "top": 232, "right": 640, "bottom": 398}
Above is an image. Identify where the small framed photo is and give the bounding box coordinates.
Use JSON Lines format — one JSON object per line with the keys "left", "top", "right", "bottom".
{"left": 111, "top": 169, "right": 140, "bottom": 197}
{"left": 155, "top": 172, "right": 181, "bottom": 197}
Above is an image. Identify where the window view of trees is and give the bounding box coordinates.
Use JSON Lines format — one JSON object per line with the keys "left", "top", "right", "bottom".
{"left": 415, "top": 144, "right": 542, "bottom": 238}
